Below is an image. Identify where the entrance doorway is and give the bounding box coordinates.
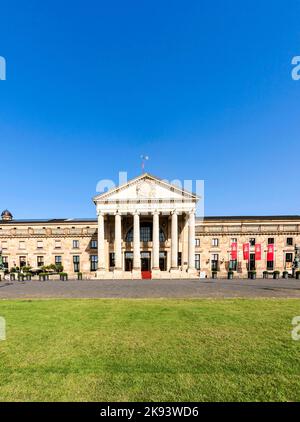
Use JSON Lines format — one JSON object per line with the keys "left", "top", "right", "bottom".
{"left": 141, "top": 252, "right": 151, "bottom": 279}
{"left": 249, "top": 253, "right": 256, "bottom": 271}
{"left": 125, "top": 252, "right": 133, "bottom": 272}
{"left": 159, "top": 251, "right": 167, "bottom": 271}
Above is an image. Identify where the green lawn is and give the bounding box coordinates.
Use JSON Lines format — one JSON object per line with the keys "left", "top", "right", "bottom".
{"left": 0, "top": 298, "right": 300, "bottom": 402}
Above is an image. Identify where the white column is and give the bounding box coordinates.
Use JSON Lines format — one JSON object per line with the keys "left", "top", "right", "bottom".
{"left": 171, "top": 210, "right": 178, "bottom": 269}
{"left": 152, "top": 211, "right": 160, "bottom": 270}
{"left": 97, "top": 211, "right": 105, "bottom": 270}
{"left": 114, "top": 212, "right": 122, "bottom": 270}
{"left": 133, "top": 212, "right": 141, "bottom": 270}
{"left": 188, "top": 210, "right": 195, "bottom": 270}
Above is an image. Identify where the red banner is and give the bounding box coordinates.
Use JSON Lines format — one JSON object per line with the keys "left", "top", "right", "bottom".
{"left": 231, "top": 242, "right": 238, "bottom": 260}
{"left": 255, "top": 244, "right": 262, "bottom": 261}
{"left": 267, "top": 244, "right": 274, "bottom": 262}
{"left": 243, "top": 243, "right": 250, "bottom": 260}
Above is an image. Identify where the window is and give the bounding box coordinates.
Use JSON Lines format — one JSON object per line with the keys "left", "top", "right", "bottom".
{"left": 109, "top": 253, "right": 115, "bottom": 268}
{"left": 73, "top": 255, "right": 80, "bottom": 272}
{"left": 231, "top": 238, "right": 237, "bottom": 244}
{"left": 195, "top": 238, "right": 200, "bottom": 247}
{"left": 90, "top": 255, "right": 98, "bottom": 271}
{"left": 159, "top": 252, "right": 167, "bottom": 271}
{"left": 55, "top": 256, "right": 62, "bottom": 265}
{"left": 55, "top": 240, "right": 61, "bottom": 249}
{"left": 73, "top": 240, "right": 79, "bottom": 249}
{"left": 140, "top": 224, "right": 152, "bottom": 242}
{"left": 37, "top": 256, "right": 44, "bottom": 267}
{"left": 19, "top": 256, "right": 26, "bottom": 268}
{"left": 178, "top": 252, "right": 182, "bottom": 267}
{"left": 1, "top": 241, "right": 7, "bottom": 250}
{"left": 19, "top": 241, "right": 26, "bottom": 250}
{"left": 125, "top": 223, "right": 166, "bottom": 242}
{"left": 229, "top": 259, "right": 237, "bottom": 271}
{"left": 249, "top": 238, "right": 256, "bottom": 246}
{"left": 267, "top": 260, "right": 274, "bottom": 271}
{"left": 195, "top": 254, "right": 200, "bottom": 270}
{"left": 211, "top": 238, "right": 219, "bottom": 247}
{"left": 268, "top": 238, "right": 274, "bottom": 244}
{"left": 37, "top": 241, "right": 43, "bottom": 249}
{"left": 90, "top": 240, "right": 97, "bottom": 249}
{"left": 2, "top": 256, "right": 8, "bottom": 270}
{"left": 287, "top": 237, "right": 293, "bottom": 246}
{"left": 211, "top": 254, "right": 219, "bottom": 271}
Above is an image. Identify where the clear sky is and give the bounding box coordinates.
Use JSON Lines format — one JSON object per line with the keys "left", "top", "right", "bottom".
{"left": 0, "top": 0, "right": 299, "bottom": 219}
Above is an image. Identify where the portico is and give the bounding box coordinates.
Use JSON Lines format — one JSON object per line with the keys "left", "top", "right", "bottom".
{"left": 93, "top": 173, "right": 198, "bottom": 279}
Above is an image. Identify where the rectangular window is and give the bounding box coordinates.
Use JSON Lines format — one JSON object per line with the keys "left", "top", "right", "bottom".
{"left": 195, "top": 254, "right": 200, "bottom": 270}
{"left": 73, "top": 240, "right": 79, "bottom": 249}
{"left": 287, "top": 237, "right": 293, "bottom": 246}
{"left": 267, "top": 260, "right": 274, "bottom": 271}
{"left": 90, "top": 255, "right": 98, "bottom": 271}
{"left": 37, "top": 256, "right": 44, "bottom": 267}
{"left": 195, "top": 238, "right": 200, "bottom": 247}
{"left": 211, "top": 238, "right": 219, "bottom": 247}
{"left": 55, "top": 256, "right": 62, "bottom": 265}
{"left": 19, "top": 241, "right": 26, "bottom": 250}
{"left": 268, "top": 238, "right": 274, "bottom": 244}
{"left": 90, "top": 240, "right": 97, "bottom": 249}
{"left": 55, "top": 240, "right": 61, "bottom": 249}
{"left": 73, "top": 255, "right": 80, "bottom": 272}
{"left": 231, "top": 238, "right": 237, "bottom": 244}
{"left": 19, "top": 256, "right": 26, "bottom": 268}
{"left": 211, "top": 254, "right": 219, "bottom": 271}
{"left": 37, "top": 241, "right": 43, "bottom": 249}
{"left": 249, "top": 238, "right": 256, "bottom": 246}
{"left": 109, "top": 253, "right": 115, "bottom": 268}
{"left": 229, "top": 259, "right": 237, "bottom": 271}
{"left": 2, "top": 256, "right": 8, "bottom": 270}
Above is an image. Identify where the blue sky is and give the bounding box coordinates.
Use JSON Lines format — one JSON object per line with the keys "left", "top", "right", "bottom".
{"left": 0, "top": 0, "right": 299, "bottom": 218}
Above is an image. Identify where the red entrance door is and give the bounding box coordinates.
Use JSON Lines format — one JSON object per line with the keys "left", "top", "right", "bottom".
{"left": 141, "top": 252, "right": 151, "bottom": 279}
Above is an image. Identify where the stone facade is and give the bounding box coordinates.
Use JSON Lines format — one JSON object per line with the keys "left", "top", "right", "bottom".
{"left": 0, "top": 174, "right": 299, "bottom": 279}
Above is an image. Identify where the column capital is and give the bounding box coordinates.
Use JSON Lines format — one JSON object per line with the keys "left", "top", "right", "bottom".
{"left": 189, "top": 209, "right": 196, "bottom": 216}
{"left": 133, "top": 210, "right": 140, "bottom": 216}
{"left": 152, "top": 210, "right": 160, "bottom": 216}
{"left": 171, "top": 209, "right": 179, "bottom": 216}
{"left": 97, "top": 210, "right": 105, "bottom": 217}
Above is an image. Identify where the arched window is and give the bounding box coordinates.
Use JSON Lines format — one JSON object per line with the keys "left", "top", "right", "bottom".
{"left": 125, "top": 223, "right": 166, "bottom": 242}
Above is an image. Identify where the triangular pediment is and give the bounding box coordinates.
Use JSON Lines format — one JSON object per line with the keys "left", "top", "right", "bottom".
{"left": 93, "top": 173, "right": 198, "bottom": 203}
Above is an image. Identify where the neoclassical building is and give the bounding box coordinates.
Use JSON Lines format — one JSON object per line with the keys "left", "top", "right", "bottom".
{"left": 0, "top": 173, "right": 299, "bottom": 279}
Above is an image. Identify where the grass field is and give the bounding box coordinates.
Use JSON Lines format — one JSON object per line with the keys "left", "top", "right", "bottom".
{"left": 0, "top": 298, "right": 300, "bottom": 402}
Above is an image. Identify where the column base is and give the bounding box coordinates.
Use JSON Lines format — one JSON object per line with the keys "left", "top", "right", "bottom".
{"left": 96, "top": 270, "right": 112, "bottom": 279}
{"left": 151, "top": 269, "right": 161, "bottom": 279}
{"left": 186, "top": 268, "right": 199, "bottom": 279}
{"left": 132, "top": 269, "right": 142, "bottom": 279}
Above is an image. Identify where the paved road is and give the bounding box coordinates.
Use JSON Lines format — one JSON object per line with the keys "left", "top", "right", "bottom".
{"left": 0, "top": 278, "right": 300, "bottom": 299}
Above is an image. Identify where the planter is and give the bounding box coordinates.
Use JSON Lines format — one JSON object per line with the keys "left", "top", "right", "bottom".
{"left": 273, "top": 272, "right": 280, "bottom": 280}
{"left": 227, "top": 272, "right": 234, "bottom": 280}
{"left": 10, "top": 273, "right": 16, "bottom": 281}
{"left": 283, "top": 272, "right": 288, "bottom": 280}
{"left": 248, "top": 272, "right": 256, "bottom": 280}
{"left": 263, "top": 272, "right": 268, "bottom": 279}
{"left": 296, "top": 272, "right": 300, "bottom": 280}
{"left": 77, "top": 273, "right": 83, "bottom": 280}
{"left": 60, "top": 274, "right": 68, "bottom": 281}
{"left": 39, "top": 274, "right": 49, "bottom": 281}
{"left": 212, "top": 272, "right": 218, "bottom": 279}
{"left": 18, "top": 274, "right": 24, "bottom": 281}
